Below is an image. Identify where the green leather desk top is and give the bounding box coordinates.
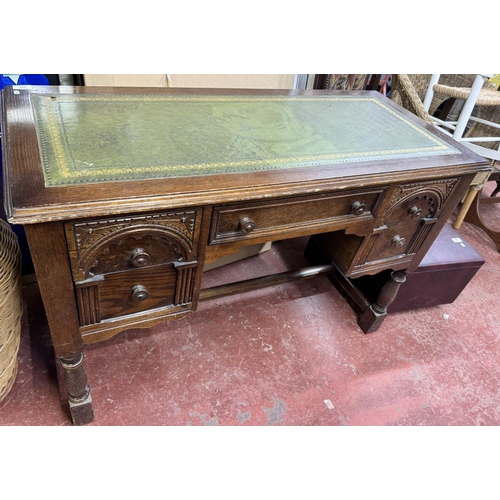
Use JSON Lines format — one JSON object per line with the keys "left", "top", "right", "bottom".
{"left": 31, "top": 93, "right": 458, "bottom": 187}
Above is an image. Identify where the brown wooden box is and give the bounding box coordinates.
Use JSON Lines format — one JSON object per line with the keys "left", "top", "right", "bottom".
{"left": 353, "top": 223, "right": 485, "bottom": 312}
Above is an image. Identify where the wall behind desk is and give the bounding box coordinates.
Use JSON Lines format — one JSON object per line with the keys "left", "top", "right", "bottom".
{"left": 83, "top": 74, "right": 295, "bottom": 89}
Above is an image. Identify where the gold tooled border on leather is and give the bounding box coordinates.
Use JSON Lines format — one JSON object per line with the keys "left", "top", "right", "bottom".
{"left": 31, "top": 94, "right": 457, "bottom": 187}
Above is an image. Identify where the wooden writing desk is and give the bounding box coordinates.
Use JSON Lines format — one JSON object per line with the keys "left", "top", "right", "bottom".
{"left": 1, "top": 86, "right": 489, "bottom": 425}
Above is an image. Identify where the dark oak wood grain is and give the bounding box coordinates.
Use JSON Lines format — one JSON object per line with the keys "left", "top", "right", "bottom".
{"left": 209, "top": 188, "right": 383, "bottom": 245}
{"left": 2, "top": 86, "right": 487, "bottom": 225}
{"left": 24, "top": 222, "right": 94, "bottom": 424}
{"left": 199, "top": 264, "right": 335, "bottom": 302}
{"left": 2, "top": 85, "right": 490, "bottom": 425}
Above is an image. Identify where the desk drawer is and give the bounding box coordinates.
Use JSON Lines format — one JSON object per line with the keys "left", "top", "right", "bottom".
{"left": 65, "top": 209, "right": 202, "bottom": 282}
{"left": 66, "top": 209, "right": 203, "bottom": 326}
{"left": 76, "top": 261, "right": 197, "bottom": 325}
{"left": 355, "top": 178, "right": 458, "bottom": 268}
{"left": 91, "top": 264, "right": 177, "bottom": 321}
{"left": 210, "top": 189, "right": 383, "bottom": 244}
{"left": 361, "top": 220, "right": 422, "bottom": 262}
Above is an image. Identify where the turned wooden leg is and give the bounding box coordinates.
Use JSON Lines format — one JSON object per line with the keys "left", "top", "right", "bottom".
{"left": 59, "top": 353, "right": 95, "bottom": 425}
{"left": 25, "top": 222, "right": 95, "bottom": 425}
{"left": 358, "top": 270, "right": 408, "bottom": 333}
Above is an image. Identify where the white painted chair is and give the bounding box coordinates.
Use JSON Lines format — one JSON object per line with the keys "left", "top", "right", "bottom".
{"left": 422, "top": 74, "right": 500, "bottom": 229}
{"left": 423, "top": 74, "right": 500, "bottom": 160}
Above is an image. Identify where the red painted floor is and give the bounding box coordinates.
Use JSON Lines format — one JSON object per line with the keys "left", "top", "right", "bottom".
{"left": 1, "top": 188, "right": 500, "bottom": 426}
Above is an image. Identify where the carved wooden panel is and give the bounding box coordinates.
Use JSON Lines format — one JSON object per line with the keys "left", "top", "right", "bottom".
{"left": 76, "top": 283, "right": 101, "bottom": 326}
{"left": 406, "top": 219, "right": 436, "bottom": 255}
{"left": 174, "top": 262, "right": 198, "bottom": 305}
{"left": 383, "top": 178, "right": 458, "bottom": 224}
{"left": 353, "top": 179, "right": 458, "bottom": 269}
{"left": 65, "top": 210, "right": 202, "bottom": 281}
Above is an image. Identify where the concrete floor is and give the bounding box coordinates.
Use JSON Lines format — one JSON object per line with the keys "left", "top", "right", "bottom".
{"left": 1, "top": 187, "right": 500, "bottom": 426}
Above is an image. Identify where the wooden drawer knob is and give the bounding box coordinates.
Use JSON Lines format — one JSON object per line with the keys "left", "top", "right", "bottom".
{"left": 239, "top": 216, "right": 256, "bottom": 233}
{"left": 408, "top": 206, "right": 423, "bottom": 219}
{"left": 131, "top": 285, "right": 149, "bottom": 302}
{"left": 350, "top": 201, "right": 366, "bottom": 216}
{"left": 391, "top": 235, "right": 406, "bottom": 248}
{"left": 131, "top": 248, "right": 150, "bottom": 267}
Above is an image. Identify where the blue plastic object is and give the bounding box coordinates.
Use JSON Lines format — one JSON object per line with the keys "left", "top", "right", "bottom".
{"left": 0, "top": 74, "right": 49, "bottom": 90}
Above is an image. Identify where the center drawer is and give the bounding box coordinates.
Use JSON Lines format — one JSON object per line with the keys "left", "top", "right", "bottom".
{"left": 209, "top": 189, "right": 383, "bottom": 244}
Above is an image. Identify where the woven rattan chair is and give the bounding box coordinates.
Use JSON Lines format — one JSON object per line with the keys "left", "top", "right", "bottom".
{"left": 390, "top": 74, "right": 434, "bottom": 124}
{"left": 460, "top": 108, "right": 500, "bottom": 251}
{"left": 390, "top": 74, "right": 479, "bottom": 123}
{"left": 423, "top": 74, "right": 500, "bottom": 155}
{"left": 422, "top": 74, "right": 500, "bottom": 230}
{"left": 0, "top": 218, "right": 22, "bottom": 403}
{"left": 322, "top": 74, "right": 369, "bottom": 91}
{"left": 392, "top": 75, "right": 500, "bottom": 250}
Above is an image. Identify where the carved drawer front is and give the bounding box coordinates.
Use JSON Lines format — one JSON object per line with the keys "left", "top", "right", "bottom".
{"left": 65, "top": 210, "right": 202, "bottom": 282}
{"left": 76, "top": 262, "right": 197, "bottom": 324}
{"left": 66, "top": 209, "right": 203, "bottom": 326}
{"left": 210, "top": 189, "right": 383, "bottom": 244}
{"left": 356, "top": 178, "right": 458, "bottom": 267}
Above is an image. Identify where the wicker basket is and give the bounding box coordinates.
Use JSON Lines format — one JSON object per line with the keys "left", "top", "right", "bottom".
{"left": 0, "top": 218, "right": 22, "bottom": 403}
